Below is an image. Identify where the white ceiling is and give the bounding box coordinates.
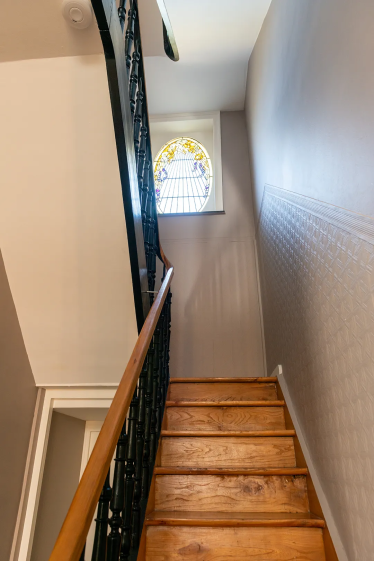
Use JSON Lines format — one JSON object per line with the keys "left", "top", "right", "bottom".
{"left": 144, "top": 0, "right": 272, "bottom": 114}
{"left": 0, "top": 0, "right": 164, "bottom": 63}
{"left": 0, "top": 0, "right": 102, "bottom": 63}
{"left": 0, "top": 0, "right": 271, "bottom": 114}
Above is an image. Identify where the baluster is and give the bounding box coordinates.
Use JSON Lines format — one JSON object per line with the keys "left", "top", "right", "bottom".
{"left": 164, "top": 291, "right": 172, "bottom": 392}
{"left": 141, "top": 160, "right": 150, "bottom": 229}
{"left": 149, "top": 326, "right": 160, "bottom": 469}
{"left": 119, "top": 392, "right": 139, "bottom": 561}
{"left": 157, "top": 310, "right": 166, "bottom": 436}
{"left": 145, "top": 188, "right": 155, "bottom": 297}
{"left": 133, "top": 78, "right": 144, "bottom": 165}
{"left": 162, "top": 302, "right": 169, "bottom": 408}
{"left": 92, "top": 471, "right": 112, "bottom": 561}
{"left": 107, "top": 423, "right": 128, "bottom": 561}
{"left": 137, "top": 120, "right": 147, "bottom": 184}
{"left": 131, "top": 364, "right": 147, "bottom": 547}
{"left": 124, "top": 1, "right": 136, "bottom": 75}
{"left": 118, "top": 0, "right": 127, "bottom": 30}
{"left": 129, "top": 41, "right": 140, "bottom": 117}
{"left": 140, "top": 342, "right": 154, "bottom": 516}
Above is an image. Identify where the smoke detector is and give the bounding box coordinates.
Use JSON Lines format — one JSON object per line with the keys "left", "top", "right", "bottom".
{"left": 62, "top": 0, "right": 93, "bottom": 29}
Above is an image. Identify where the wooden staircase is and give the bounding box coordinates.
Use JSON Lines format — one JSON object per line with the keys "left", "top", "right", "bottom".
{"left": 139, "top": 377, "right": 334, "bottom": 560}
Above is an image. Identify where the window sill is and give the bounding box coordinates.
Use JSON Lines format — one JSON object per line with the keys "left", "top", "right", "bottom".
{"left": 157, "top": 211, "right": 225, "bottom": 217}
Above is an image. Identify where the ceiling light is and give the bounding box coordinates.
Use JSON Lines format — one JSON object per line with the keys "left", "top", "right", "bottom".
{"left": 62, "top": 0, "right": 93, "bottom": 29}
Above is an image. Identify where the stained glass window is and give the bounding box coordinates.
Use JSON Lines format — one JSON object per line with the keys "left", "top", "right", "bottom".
{"left": 154, "top": 137, "right": 213, "bottom": 214}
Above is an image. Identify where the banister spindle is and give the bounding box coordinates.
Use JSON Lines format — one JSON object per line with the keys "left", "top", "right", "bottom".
{"left": 156, "top": 312, "right": 165, "bottom": 437}
{"left": 91, "top": 471, "right": 112, "bottom": 561}
{"left": 160, "top": 305, "right": 168, "bottom": 418}
{"left": 119, "top": 392, "right": 138, "bottom": 560}
{"left": 140, "top": 342, "right": 154, "bottom": 515}
{"left": 133, "top": 77, "right": 144, "bottom": 163}
{"left": 149, "top": 326, "right": 160, "bottom": 469}
{"left": 124, "top": 1, "right": 136, "bottom": 75}
{"left": 141, "top": 159, "right": 150, "bottom": 227}
{"left": 131, "top": 364, "right": 147, "bottom": 547}
{"left": 137, "top": 120, "right": 148, "bottom": 185}
{"left": 118, "top": 0, "right": 127, "bottom": 30}
{"left": 107, "top": 423, "right": 128, "bottom": 561}
{"left": 129, "top": 41, "right": 140, "bottom": 117}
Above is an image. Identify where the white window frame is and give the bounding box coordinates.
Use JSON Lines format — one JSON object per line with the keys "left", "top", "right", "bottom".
{"left": 149, "top": 111, "right": 223, "bottom": 213}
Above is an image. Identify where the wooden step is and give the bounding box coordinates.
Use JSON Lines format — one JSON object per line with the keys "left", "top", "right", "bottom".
{"left": 166, "top": 400, "right": 285, "bottom": 407}
{"left": 154, "top": 468, "right": 309, "bottom": 476}
{"left": 170, "top": 377, "right": 278, "bottom": 383}
{"left": 166, "top": 406, "right": 286, "bottom": 431}
{"left": 155, "top": 474, "right": 309, "bottom": 513}
{"left": 161, "top": 436, "right": 296, "bottom": 468}
{"left": 162, "top": 430, "right": 295, "bottom": 437}
{"left": 146, "top": 526, "right": 326, "bottom": 560}
{"left": 146, "top": 511, "right": 325, "bottom": 528}
{"left": 169, "top": 382, "right": 278, "bottom": 403}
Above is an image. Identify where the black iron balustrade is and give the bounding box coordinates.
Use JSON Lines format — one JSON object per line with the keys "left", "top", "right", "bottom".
{"left": 87, "top": 290, "right": 171, "bottom": 561}
{"left": 71, "top": 1, "right": 174, "bottom": 559}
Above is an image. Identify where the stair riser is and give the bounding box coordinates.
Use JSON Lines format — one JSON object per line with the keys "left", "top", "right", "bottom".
{"left": 169, "top": 382, "right": 278, "bottom": 403}
{"left": 146, "top": 527, "right": 326, "bottom": 560}
{"left": 155, "top": 474, "right": 309, "bottom": 513}
{"left": 166, "top": 406, "right": 286, "bottom": 431}
{"left": 161, "top": 437, "right": 296, "bottom": 468}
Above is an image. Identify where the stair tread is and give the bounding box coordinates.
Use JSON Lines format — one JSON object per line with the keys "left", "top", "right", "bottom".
{"left": 166, "top": 405, "right": 286, "bottom": 432}
{"left": 170, "top": 382, "right": 278, "bottom": 403}
{"left": 154, "top": 467, "right": 309, "bottom": 475}
{"left": 161, "top": 436, "right": 296, "bottom": 468}
{"left": 170, "top": 377, "right": 278, "bottom": 383}
{"left": 161, "top": 430, "right": 295, "bottom": 437}
{"left": 145, "top": 511, "right": 325, "bottom": 528}
{"left": 166, "top": 400, "right": 285, "bottom": 407}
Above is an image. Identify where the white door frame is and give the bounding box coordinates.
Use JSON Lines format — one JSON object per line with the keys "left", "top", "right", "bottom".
{"left": 14, "top": 387, "right": 116, "bottom": 561}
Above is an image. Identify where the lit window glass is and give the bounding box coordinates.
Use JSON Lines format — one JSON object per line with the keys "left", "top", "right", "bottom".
{"left": 154, "top": 137, "right": 213, "bottom": 214}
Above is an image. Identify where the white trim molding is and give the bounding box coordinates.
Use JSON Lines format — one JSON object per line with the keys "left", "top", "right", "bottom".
{"left": 273, "top": 365, "right": 349, "bottom": 561}
{"left": 149, "top": 111, "right": 223, "bottom": 212}
{"left": 263, "top": 184, "right": 374, "bottom": 245}
{"left": 14, "top": 387, "right": 115, "bottom": 561}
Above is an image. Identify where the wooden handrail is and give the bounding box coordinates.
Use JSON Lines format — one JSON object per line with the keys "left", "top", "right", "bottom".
{"left": 49, "top": 264, "right": 174, "bottom": 561}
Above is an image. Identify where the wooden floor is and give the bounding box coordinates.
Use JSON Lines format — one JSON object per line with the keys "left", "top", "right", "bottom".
{"left": 142, "top": 378, "right": 335, "bottom": 560}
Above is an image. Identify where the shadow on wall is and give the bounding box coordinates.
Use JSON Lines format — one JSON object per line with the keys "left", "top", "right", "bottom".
{"left": 0, "top": 250, "right": 37, "bottom": 561}
{"left": 157, "top": 112, "right": 265, "bottom": 378}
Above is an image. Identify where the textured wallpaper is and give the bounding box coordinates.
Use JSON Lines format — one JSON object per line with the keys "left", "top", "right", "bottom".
{"left": 257, "top": 186, "right": 374, "bottom": 561}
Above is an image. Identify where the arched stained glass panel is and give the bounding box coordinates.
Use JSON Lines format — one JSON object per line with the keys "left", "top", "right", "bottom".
{"left": 154, "top": 137, "right": 213, "bottom": 214}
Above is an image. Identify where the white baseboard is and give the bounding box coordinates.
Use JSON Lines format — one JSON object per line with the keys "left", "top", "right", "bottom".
{"left": 273, "top": 365, "right": 349, "bottom": 561}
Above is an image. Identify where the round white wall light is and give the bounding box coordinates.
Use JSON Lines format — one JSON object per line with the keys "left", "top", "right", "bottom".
{"left": 62, "top": 0, "right": 93, "bottom": 29}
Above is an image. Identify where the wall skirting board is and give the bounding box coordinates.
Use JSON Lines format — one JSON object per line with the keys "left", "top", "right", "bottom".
{"left": 257, "top": 186, "right": 374, "bottom": 561}
{"left": 274, "top": 366, "right": 348, "bottom": 561}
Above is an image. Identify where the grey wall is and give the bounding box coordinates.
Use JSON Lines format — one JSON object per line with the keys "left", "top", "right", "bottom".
{"left": 245, "top": 0, "right": 374, "bottom": 219}
{"left": 31, "top": 412, "right": 85, "bottom": 561}
{"left": 0, "top": 251, "right": 37, "bottom": 561}
{"left": 158, "top": 111, "right": 265, "bottom": 378}
{"left": 245, "top": 2, "right": 374, "bottom": 560}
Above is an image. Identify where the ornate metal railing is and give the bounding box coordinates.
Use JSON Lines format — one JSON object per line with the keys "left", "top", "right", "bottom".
{"left": 49, "top": 1, "right": 175, "bottom": 560}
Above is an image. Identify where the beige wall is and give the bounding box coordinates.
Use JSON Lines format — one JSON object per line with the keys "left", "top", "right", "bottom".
{"left": 0, "top": 55, "right": 138, "bottom": 386}
{"left": 0, "top": 251, "right": 37, "bottom": 561}
{"left": 245, "top": 2, "right": 374, "bottom": 560}
{"left": 31, "top": 412, "right": 85, "bottom": 561}
{"left": 158, "top": 111, "right": 265, "bottom": 378}
{"left": 245, "top": 0, "right": 374, "bottom": 219}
